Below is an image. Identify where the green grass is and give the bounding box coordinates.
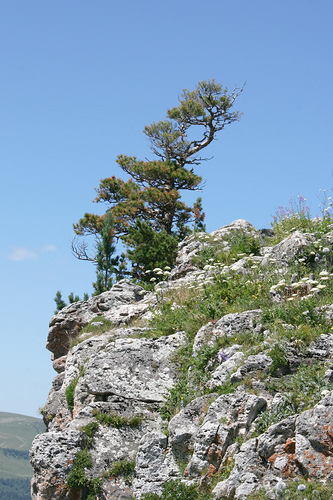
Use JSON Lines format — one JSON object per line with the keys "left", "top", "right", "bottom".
{"left": 106, "top": 458, "right": 136, "bottom": 480}
{"left": 141, "top": 479, "right": 213, "bottom": 499}
{"left": 249, "top": 479, "right": 333, "bottom": 499}
{"left": 93, "top": 410, "right": 143, "bottom": 429}
{"left": 70, "top": 316, "right": 114, "bottom": 348}
{"left": 254, "top": 361, "right": 333, "bottom": 435}
{"left": 65, "top": 366, "right": 85, "bottom": 414}
{"left": 0, "top": 412, "right": 45, "bottom": 480}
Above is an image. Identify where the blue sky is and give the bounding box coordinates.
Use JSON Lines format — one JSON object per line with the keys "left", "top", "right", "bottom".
{"left": 1, "top": 0, "right": 333, "bottom": 417}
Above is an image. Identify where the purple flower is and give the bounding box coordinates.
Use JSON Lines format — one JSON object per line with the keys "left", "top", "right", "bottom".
{"left": 219, "top": 351, "right": 230, "bottom": 363}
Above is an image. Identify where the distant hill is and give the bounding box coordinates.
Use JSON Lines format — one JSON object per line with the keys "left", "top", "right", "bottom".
{"left": 0, "top": 412, "right": 45, "bottom": 499}
{"left": 0, "top": 411, "right": 45, "bottom": 454}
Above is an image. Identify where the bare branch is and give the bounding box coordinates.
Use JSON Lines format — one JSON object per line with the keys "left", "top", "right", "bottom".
{"left": 71, "top": 237, "right": 97, "bottom": 262}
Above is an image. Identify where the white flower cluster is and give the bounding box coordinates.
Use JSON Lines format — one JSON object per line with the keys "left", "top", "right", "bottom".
{"left": 145, "top": 266, "right": 171, "bottom": 282}
{"left": 271, "top": 270, "right": 332, "bottom": 302}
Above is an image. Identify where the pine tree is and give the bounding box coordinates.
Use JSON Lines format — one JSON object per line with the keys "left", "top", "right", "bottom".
{"left": 73, "top": 79, "right": 243, "bottom": 284}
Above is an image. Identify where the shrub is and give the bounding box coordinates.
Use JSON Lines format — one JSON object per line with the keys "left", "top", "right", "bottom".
{"left": 93, "top": 410, "right": 143, "bottom": 428}
{"left": 107, "top": 458, "right": 136, "bottom": 480}
{"left": 67, "top": 449, "right": 92, "bottom": 489}
{"left": 65, "top": 366, "right": 85, "bottom": 414}
{"left": 268, "top": 344, "right": 288, "bottom": 376}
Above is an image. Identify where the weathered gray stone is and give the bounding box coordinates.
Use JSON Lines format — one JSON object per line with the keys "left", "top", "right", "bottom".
{"left": 84, "top": 333, "right": 184, "bottom": 403}
{"left": 186, "top": 391, "right": 266, "bottom": 478}
{"left": 210, "top": 347, "right": 245, "bottom": 388}
{"left": 211, "top": 219, "right": 259, "bottom": 240}
{"left": 30, "top": 430, "right": 83, "bottom": 499}
{"left": 31, "top": 221, "right": 333, "bottom": 499}
{"left": 230, "top": 353, "right": 272, "bottom": 383}
{"left": 295, "top": 392, "right": 333, "bottom": 479}
{"left": 257, "top": 416, "right": 297, "bottom": 459}
{"left": 262, "top": 231, "right": 315, "bottom": 267}
{"left": 47, "top": 279, "right": 153, "bottom": 359}
{"left": 193, "top": 310, "right": 262, "bottom": 355}
{"left": 168, "top": 394, "right": 217, "bottom": 457}
{"left": 133, "top": 431, "right": 180, "bottom": 497}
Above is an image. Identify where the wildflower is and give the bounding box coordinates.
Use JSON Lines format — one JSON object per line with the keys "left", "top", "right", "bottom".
{"left": 317, "top": 284, "right": 326, "bottom": 289}
{"left": 219, "top": 351, "right": 230, "bottom": 363}
{"left": 323, "top": 247, "right": 330, "bottom": 254}
{"left": 180, "top": 397, "right": 184, "bottom": 409}
{"left": 150, "top": 277, "right": 156, "bottom": 282}
{"left": 297, "top": 484, "right": 306, "bottom": 492}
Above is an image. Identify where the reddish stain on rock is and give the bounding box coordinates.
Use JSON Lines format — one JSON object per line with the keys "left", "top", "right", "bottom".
{"left": 283, "top": 438, "right": 296, "bottom": 454}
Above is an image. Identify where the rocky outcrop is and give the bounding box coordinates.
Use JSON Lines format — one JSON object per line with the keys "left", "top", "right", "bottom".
{"left": 47, "top": 280, "right": 154, "bottom": 362}
{"left": 192, "top": 310, "right": 263, "bottom": 355}
{"left": 261, "top": 230, "right": 315, "bottom": 267}
{"left": 30, "top": 220, "right": 333, "bottom": 499}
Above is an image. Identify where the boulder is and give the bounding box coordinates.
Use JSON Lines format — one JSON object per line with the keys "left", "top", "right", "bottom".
{"left": 193, "top": 309, "right": 262, "bottom": 355}
{"left": 262, "top": 231, "right": 315, "bottom": 267}
{"left": 47, "top": 280, "right": 153, "bottom": 360}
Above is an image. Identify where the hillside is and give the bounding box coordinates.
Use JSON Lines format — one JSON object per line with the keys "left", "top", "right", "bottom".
{"left": 31, "top": 216, "right": 333, "bottom": 499}
{"left": 0, "top": 412, "right": 45, "bottom": 454}
{"left": 0, "top": 412, "right": 44, "bottom": 499}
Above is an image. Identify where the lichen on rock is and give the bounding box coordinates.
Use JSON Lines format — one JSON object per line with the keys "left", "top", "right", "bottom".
{"left": 30, "top": 219, "right": 333, "bottom": 499}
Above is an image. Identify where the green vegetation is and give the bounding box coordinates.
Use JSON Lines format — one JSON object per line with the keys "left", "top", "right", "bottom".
{"left": 193, "top": 229, "right": 261, "bottom": 269}
{"left": 93, "top": 409, "right": 143, "bottom": 429}
{"left": 80, "top": 421, "right": 99, "bottom": 448}
{"left": 73, "top": 79, "right": 243, "bottom": 288}
{"left": 69, "top": 316, "right": 114, "bottom": 348}
{"left": 137, "top": 195, "right": 333, "bottom": 426}
{"left": 65, "top": 366, "right": 85, "bottom": 414}
{"left": 66, "top": 424, "right": 104, "bottom": 499}
{"left": 249, "top": 479, "right": 333, "bottom": 499}
{"left": 67, "top": 449, "right": 93, "bottom": 489}
{"left": 141, "top": 479, "right": 213, "bottom": 499}
{"left": 0, "top": 478, "right": 31, "bottom": 500}
{"left": 54, "top": 290, "right": 89, "bottom": 313}
{"left": 271, "top": 194, "right": 333, "bottom": 242}
{"left": 0, "top": 413, "right": 45, "bottom": 498}
{"left": 106, "top": 458, "right": 135, "bottom": 480}
{"left": 254, "top": 361, "right": 333, "bottom": 435}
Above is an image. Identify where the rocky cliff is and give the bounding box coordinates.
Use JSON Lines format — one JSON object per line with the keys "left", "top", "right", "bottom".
{"left": 30, "top": 219, "right": 333, "bottom": 499}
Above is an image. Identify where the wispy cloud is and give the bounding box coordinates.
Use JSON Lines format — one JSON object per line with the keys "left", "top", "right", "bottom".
{"left": 40, "top": 244, "right": 57, "bottom": 254}
{"left": 7, "top": 245, "right": 56, "bottom": 261}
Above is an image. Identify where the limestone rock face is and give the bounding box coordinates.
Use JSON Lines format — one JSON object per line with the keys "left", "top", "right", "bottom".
{"left": 193, "top": 309, "right": 262, "bottom": 355}
{"left": 261, "top": 230, "right": 315, "bottom": 266}
{"left": 30, "top": 220, "right": 333, "bottom": 499}
{"left": 47, "top": 279, "right": 153, "bottom": 361}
